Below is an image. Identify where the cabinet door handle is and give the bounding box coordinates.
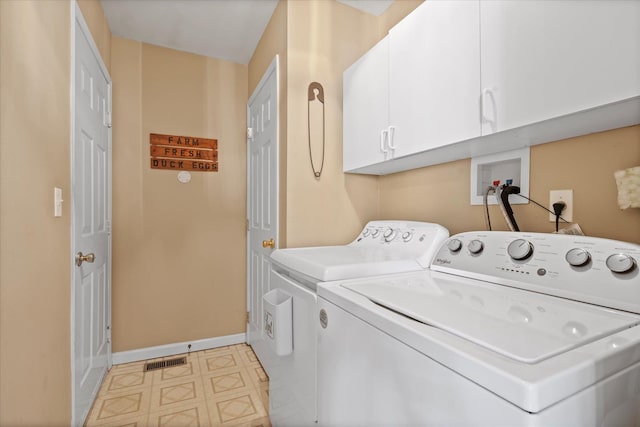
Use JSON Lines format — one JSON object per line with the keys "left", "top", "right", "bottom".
{"left": 387, "top": 126, "right": 397, "bottom": 150}
{"left": 481, "top": 88, "right": 497, "bottom": 132}
{"left": 380, "top": 129, "right": 389, "bottom": 153}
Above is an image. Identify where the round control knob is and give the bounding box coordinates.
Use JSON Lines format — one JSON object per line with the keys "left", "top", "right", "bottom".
{"left": 447, "top": 239, "right": 462, "bottom": 253}
{"left": 507, "top": 239, "right": 534, "bottom": 261}
{"left": 371, "top": 228, "right": 381, "bottom": 238}
{"left": 606, "top": 253, "right": 636, "bottom": 274}
{"left": 565, "top": 248, "right": 591, "bottom": 267}
{"left": 383, "top": 228, "right": 397, "bottom": 242}
{"left": 402, "top": 231, "right": 413, "bottom": 242}
{"left": 468, "top": 239, "right": 484, "bottom": 254}
{"left": 362, "top": 228, "right": 371, "bottom": 237}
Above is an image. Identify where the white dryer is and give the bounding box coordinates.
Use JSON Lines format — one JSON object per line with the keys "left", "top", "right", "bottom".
{"left": 318, "top": 231, "right": 640, "bottom": 426}
{"left": 259, "top": 221, "right": 449, "bottom": 426}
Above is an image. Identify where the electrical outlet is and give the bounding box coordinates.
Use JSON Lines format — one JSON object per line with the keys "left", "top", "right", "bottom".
{"left": 549, "top": 189, "right": 573, "bottom": 222}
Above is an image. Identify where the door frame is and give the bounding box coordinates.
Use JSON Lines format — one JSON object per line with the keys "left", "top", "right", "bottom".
{"left": 246, "top": 55, "right": 280, "bottom": 338}
{"left": 70, "top": 2, "right": 113, "bottom": 425}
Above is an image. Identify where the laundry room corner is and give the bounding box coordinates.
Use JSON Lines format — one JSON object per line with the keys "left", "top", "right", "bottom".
{"left": 5, "top": 0, "right": 639, "bottom": 425}
{"left": 247, "top": 0, "right": 425, "bottom": 250}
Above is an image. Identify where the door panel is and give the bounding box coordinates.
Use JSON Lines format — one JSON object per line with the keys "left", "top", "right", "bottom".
{"left": 480, "top": 0, "right": 640, "bottom": 135}
{"left": 343, "top": 37, "right": 390, "bottom": 171}
{"left": 72, "top": 7, "right": 111, "bottom": 425}
{"left": 389, "top": 0, "right": 481, "bottom": 156}
{"left": 247, "top": 58, "right": 279, "bottom": 367}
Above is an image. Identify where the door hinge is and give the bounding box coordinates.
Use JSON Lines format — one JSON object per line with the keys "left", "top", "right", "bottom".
{"left": 246, "top": 311, "right": 250, "bottom": 324}
{"left": 247, "top": 127, "right": 254, "bottom": 141}
{"left": 102, "top": 97, "right": 112, "bottom": 128}
{"left": 103, "top": 108, "right": 112, "bottom": 128}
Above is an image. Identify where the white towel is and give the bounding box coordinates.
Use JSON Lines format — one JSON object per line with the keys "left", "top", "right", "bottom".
{"left": 614, "top": 166, "right": 640, "bottom": 210}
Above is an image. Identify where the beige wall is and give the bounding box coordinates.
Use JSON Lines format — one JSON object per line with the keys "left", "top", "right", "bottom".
{"left": 378, "top": 0, "right": 422, "bottom": 35}
{"left": 380, "top": 125, "right": 640, "bottom": 242}
{"left": 283, "top": 0, "right": 382, "bottom": 247}
{"left": 77, "top": 0, "right": 111, "bottom": 72}
{"left": 248, "top": 0, "right": 287, "bottom": 96}
{"left": 0, "top": 0, "right": 110, "bottom": 424}
{"left": 111, "top": 39, "right": 248, "bottom": 351}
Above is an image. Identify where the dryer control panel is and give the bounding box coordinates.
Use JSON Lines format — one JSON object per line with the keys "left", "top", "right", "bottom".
{"left": 431, "top": 232, "right": 640, "bottom": 314}
{"left": 351, "top": 221, "right": 449, "bottom": 270}
{"left": 354, "top": 221, "right": 448, "bottom": 245}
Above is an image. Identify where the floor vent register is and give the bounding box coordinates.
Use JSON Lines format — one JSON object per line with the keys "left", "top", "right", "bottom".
{"left": 143, "top": 356, "right": 187, "bottom": 372}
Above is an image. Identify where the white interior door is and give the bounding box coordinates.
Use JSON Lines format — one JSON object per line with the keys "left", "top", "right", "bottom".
{"left": 72, "top": 5, "right": 112, "bottom": 426}
{"left": 246, "top": 56, "right": 279, "bottom": 365}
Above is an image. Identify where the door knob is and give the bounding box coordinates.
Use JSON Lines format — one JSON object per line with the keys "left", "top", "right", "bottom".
{"left": 75, "top": 252, "right": 95, "bottom": 267}
{"left": 262, "top": 239, "right": 275, "bottom": 249}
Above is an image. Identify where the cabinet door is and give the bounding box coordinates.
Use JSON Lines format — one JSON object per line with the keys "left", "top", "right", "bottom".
{"left": 389, "top": 0, "right": 481, "bottom": 157}
{"left": 343, "top": 37, "right": 390, "bottom": 172}
{"left": 481, "top": 1, "right": 640, "bottom": 135}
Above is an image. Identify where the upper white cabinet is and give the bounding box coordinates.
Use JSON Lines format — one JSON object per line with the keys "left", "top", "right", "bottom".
{"left": 480, "top": 1, "right": 640, "bottom": 135}
{"left": 343, "top": 0, "right": 481, "bottom": 172}
{"left": 343, "top": 37, "right": 390, "bottom": 172}
{"left": 343, "top": 0, "right": 640, "bottom": 175}
{"left": 389, "top": 0, "right": 480, "bottom": 157}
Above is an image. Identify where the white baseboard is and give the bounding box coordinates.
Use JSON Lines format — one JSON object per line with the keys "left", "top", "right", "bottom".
{"left": 111, "top": 333, "right": 246, "bottom": 365}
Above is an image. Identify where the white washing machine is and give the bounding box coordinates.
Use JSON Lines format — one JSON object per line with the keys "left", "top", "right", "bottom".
{"left": 317, "top": 231, "right": 640, "bottom": 426}
{"left": 262, "top": 221, "right": 449, "bottom": 426}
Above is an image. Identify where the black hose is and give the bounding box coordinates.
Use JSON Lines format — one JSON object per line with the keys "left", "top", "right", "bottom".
{"left": 500, "top": 185, "right": 521, "bottom": 232}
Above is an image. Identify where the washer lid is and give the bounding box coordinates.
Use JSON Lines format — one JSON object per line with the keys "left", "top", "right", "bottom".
{"left": 343, "top": 275, "right": 640, "bottom": 363}
{"left": 271, "top": 246, "right": 424, "bottom": 282}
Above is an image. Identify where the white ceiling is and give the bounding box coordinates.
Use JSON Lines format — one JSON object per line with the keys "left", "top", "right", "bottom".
{"left": 100, "top": 0, "right": 393, "bottom": 65}
{"left": 101, "top": 0, "right": 279, "bottom": 65}
{"left": 337, "top": 0, "right": 393, "bottom": 16}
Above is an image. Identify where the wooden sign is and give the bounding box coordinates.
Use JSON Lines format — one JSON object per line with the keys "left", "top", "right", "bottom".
{"left": 150, "top": 133, "right": 218, "bottom": 172}
{"left": 150, "top": 159, "right": 218, "bottom": 171}
{"left": 150, "top": 133, "right": 217, "bottom": 149}
{"left": 150, "top": 146, "right": 218, "bottom": 161}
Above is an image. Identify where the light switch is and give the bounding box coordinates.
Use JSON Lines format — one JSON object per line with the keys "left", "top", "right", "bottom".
{"left": 54, "top": 187, "right": 63, "bottom": 217}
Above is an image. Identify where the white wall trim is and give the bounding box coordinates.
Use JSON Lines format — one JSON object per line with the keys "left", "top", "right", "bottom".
{"left": 112, "top": 333, "right": 247, "bottom": 365}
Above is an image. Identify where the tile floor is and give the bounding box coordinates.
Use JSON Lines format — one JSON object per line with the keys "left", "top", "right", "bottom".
{"left": 85, "top": 343, "right": 270, "bottom": 426}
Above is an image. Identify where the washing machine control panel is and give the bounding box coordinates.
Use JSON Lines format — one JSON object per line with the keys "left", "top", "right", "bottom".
{"left": 431, "top": 231, "right": 640, "bottom": 314}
